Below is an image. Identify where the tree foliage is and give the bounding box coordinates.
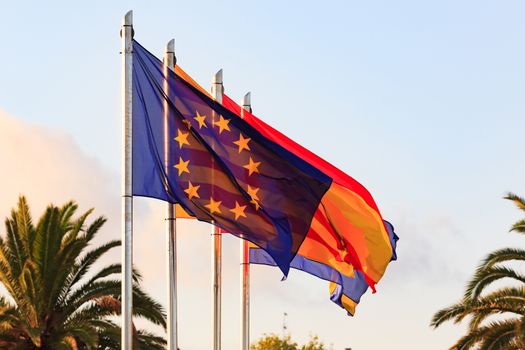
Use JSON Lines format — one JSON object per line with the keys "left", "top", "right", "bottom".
{"left": 0, "top": 196, "right": 166, "bottom": 349}
{"left": 301, "top": 335, "right": 328, "bottom": 350}
{"left": 251, "top": 333, "right": 330, "bottom": 350}
{"left": 431, "top": 192, "right": 525, "bottom": 349}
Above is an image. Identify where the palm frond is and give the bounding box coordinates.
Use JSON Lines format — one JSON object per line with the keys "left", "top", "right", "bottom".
{"left": 431, "top": 301, "right": 471, "bottom": 328}
{"left": 509, "top": 219, "right": 525, "bottom": 234}
{"left": 128, "top": 284, "right": 167, "bottom": 328}
{"left": 5, "top": 209, "right": 28, "bottom": 278}
{"left": 477, "top": 286, "right": 525, "bottom": 307}
{"left": 58, "top": 324, "right": 99, "bottom": 349}
{"left": 0, "top": 244, "right": 22, "bottom": 301}
{"left": 55, "top": 201, "right": 79, "bottom": 240}
{"left": 65, "top": 279, "right": 166, "bottom": 329}
{"left": 53, "top": 336, "right": 79, "bottom": 350}
{"left": 61, "top": 209, "right": 92, "bottom": 247}
{"left": 465, "top": 265, "right": 525, "bottom": 299}
{"left": 33, "top": 205, "right": 63, "bottom": 290}
{"left": 84, "top": 216, "right": 107, "bottom": 243}
{"left": 481, "top": 248, "right": 525, "bottom": 269}
{"left": 136, "top": 330, "right": 167, "bottom": 350}
{"left": 504, "top": 193, "right": 525, "bottom": 212}
{"left": 50, "top": 238, "right": 89, "bottom": 310}
{"left": 83, "top": 264, "right": 141, "bottom": 287}
{"left": 478, "top": 320, "right": 518, "bottom": 350}
{"left": 451, "top": 324, "right": 490, "bottom": 350}
{"left": 515, "top": 317, "right": 525, "bottom": 349}
{"left": 58, "top": 240, "right": 121, "bottom": 306}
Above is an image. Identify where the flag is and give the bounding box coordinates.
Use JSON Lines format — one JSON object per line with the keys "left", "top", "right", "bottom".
{"left": 249, "top": 220, "right": 398, "bottom": 315}
{"left": 221, "top": 95, "right": 395, "bottom": 289}
{"left": 133, "top": 40, "right": 397, "bottom": 287}
{"left": 174, "top": 66, "right": 397, "bottom": 289}
{"left": 132, "top": 41, "right": 332, "bottom": 275}
{"left": 175, "top": 68, "right": 397, "bottom": 288}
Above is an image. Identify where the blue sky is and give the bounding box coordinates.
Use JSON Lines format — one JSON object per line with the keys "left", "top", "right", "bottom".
{"left": 1, "top": 1, "right": 525, "bottom": 349}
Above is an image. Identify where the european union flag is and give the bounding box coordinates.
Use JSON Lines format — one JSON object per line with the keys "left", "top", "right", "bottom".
{"left": 131, "top": 41, "right": 331, "bottom": 275}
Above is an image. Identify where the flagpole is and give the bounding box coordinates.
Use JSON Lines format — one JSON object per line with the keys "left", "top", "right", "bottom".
{"left": 163, "top": 39, "right": 178, "bottom": 350}
{"left": 211, "top": 69, "right": 223, "bottom": 350}
{"left": 120, "top": 10, "right": 134, "bottom": 350}
{"left": 240, "top": 92, "right": 252, "bottom": 350}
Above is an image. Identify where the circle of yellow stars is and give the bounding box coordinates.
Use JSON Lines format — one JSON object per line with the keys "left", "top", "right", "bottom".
{"left": 173, "top": 110, "right": 263, "bottom": 221}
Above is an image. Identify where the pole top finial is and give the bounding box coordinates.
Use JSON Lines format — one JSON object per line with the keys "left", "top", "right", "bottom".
{"left": 123, "top": 10, "right": 133, "bottom": 26}
{"left": 242, "top": 92, "right": 251, "bottom": 107}
{"left": 166, "top": 39, "right": 175, "bottom": 53}
{"left": 213, "top": 69, "right": 223, "bottom": 84}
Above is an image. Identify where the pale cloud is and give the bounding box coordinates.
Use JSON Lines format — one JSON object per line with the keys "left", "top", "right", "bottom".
{"left": 0, "top": 109, "right": 118, "bottom": 219}
{"left": 386, "top": 214, "right": 468, "bottom": 287}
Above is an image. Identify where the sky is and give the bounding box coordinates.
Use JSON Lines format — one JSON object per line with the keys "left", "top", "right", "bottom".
{"left": 1, "top": 0, "right": 525, "bottom": 349}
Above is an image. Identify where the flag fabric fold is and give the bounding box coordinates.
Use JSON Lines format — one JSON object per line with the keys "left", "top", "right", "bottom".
{"left": 248, "top": 220, "right": 398, "bottom": 315}
{"left": 329, "top": 220, "right": 398, "bottom": 314}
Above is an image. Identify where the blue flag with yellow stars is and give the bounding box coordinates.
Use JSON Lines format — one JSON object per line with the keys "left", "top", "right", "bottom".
{"left": 131, "top": 41, "right": 331, "bottom": 275}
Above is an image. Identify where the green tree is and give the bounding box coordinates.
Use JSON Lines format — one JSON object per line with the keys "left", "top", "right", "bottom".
{"left": 0, "top": 196, "right": 166, "bottom": 349}
{"left": 251, "top": 334, "right": 330, "bottom": 350}
{"left": 301, "top": 335, "right": 328, "bottom": 350}
{"left": 251, "top": 334, "right": 298, "bottom": 350}
{"left": 431, "top": 193, "right": 525, "bottom": 349}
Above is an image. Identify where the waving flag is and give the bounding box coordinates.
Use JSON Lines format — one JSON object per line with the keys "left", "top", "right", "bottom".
{"left": 221, "top": 95, "right": 396, "bottom": 289}
{"left": 133, "top": 39, "right": 397, "bottom": 287}
{"left": 132, "top": 41, "right": 331, "bottom": 275}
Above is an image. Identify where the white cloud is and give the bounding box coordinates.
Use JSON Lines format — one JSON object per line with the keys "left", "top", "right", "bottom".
{"left": 0, "top": 109, "right": 118, "bottom": 218}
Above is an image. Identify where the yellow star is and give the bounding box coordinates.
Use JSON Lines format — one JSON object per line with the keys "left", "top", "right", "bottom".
{"left": 246, "top": 186, "right": 261, "bottom": 210}
{"left": 243, "top": 157, "right": 261, "bottom": 176}
{"left": 205, "top": 197, "right": 222, "bottom": 214}
{"left": 194, "top": 111, "right": 207, "bottom": 129}
{"left": 233, "top": 133, "right": 251, "bottom": 153}
{"left": 174, "top": 157, "right": 190, "bottom": 176}
{"left": 251, "top": 199, "right": 260, "bottom": 210}
{"left": 246, "top": 185, "right": 260, "bottom": 202}
{"left": 184, "top": 181, "right": 200, "bottom": 200}
{"left": 182, "top": 119, "right": 192, "bottom": 129}
{"left": 174, "top": 129, "right": 190, "bottom": 149}
{"left": 213, "top": 115, "right": 231, "bottom": 134}
{"left": 229, "top": 201, "right": 247, "bottom": 220}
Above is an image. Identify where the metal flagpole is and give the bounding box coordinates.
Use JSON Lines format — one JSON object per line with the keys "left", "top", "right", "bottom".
{"left": 211, "top": 69, "right": 224, "bottom": 350}
{"left": 240, "top": 92, "right": 252, "bottom": 350}
{"left": 163, "top": 39, "right": 178, "bottom": 350}
{"left": 120, "top": 10, "right": 134, "bottom": 350}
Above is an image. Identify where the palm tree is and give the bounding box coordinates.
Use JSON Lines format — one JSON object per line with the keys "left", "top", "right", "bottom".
{"left": 431, "top": 193, "right": 525, "bottom": 350}
{"left": 0, "top": 196, "right": 166, "bottom": 349}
